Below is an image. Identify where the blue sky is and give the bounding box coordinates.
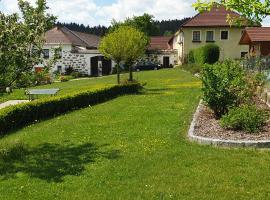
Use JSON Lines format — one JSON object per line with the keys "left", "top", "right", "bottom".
{"left": 0, "top": 0, "right": 269, "bottom": 26}
{"left": 95, "top": 0, "right": 115, "bottom": 6}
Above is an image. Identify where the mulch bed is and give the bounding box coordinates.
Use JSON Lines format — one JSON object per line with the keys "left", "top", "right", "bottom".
{"left": 194, "top": 99, "right": 270, "bottom": 141}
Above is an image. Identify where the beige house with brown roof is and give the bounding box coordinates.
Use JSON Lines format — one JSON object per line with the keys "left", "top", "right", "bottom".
{"left": 169, "top": 6, "right": 252, "bottom": 64}
{"left": 38, "top": 26, "right": 114, "bottom": 76}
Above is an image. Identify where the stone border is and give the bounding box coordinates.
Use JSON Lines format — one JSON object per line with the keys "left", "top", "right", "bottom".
{"left": 188, "top": 101, "right": 270, "bottom": 148}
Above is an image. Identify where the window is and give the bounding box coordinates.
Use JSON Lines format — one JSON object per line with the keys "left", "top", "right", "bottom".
{"left": 221, "top": 31, "right": 229, "bottom": 40}
{"left": 57, "top": 66, "right": 62, "bottom": 73}
{"left": 206, "top": 31, "right": 214, "bottom": 42}
{"left": 42, "top": 49, "right": 50, "bottom": 59}
{"left": 241, "top": 52, "right": 248, "bottom": 58}
{"left": 55, "top": 48, "right": 62, "bottom": 59}
{"left": 192, "top": 31, "right": 201, "bottom": 42}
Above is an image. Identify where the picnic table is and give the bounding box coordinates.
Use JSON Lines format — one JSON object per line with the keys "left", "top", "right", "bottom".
{"left": 26, "top": 89, "right": 60, "bottom": 101}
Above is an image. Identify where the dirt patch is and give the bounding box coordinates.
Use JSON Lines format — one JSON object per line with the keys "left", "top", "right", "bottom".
{"left": 194, "top": 100, "right": 270, "bottom": 141}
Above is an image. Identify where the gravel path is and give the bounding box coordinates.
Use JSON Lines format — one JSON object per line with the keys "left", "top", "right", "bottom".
{"left": 0, "top": 100, "right": 29, "bottom": 109}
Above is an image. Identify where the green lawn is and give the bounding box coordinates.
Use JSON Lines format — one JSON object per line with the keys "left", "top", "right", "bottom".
{"left": 0, "top": 74, "right": 125, "bottom": 103}
{"left": 1, "top": 69, "right": 270, "bottom": 200}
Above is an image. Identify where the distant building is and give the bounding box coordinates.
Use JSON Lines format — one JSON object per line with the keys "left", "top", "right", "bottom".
{"left": 147, "top": 36, "right": 178, "bottom": 67}
{"left": 240, "top": 27, "right": 270, "bottom": 57}
{"left": 169, "top": 5, "right": 254, "bottom": 64}
{"left": 37, "top": 26, "right": 114, "bottom": 76}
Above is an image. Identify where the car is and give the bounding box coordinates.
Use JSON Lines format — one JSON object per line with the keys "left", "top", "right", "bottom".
{"left": 133, "top": 62, "right": 162, "bottom": 72}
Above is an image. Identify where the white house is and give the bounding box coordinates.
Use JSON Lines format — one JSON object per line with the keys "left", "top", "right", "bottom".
{"left": 37, "top": 26, "right": 114, "bottom": 76}
{"left": 147, "top": 36, "right": 178, "bottom": 67}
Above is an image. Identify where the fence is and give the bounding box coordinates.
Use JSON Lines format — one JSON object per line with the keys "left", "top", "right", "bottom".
{"left": 241, "top": 56, "right": 270, "bottom": 72}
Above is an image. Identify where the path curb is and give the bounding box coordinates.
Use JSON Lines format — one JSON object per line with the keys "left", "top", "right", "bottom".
{"left": 188, "top": 101, "right": 270, "bottom": 148}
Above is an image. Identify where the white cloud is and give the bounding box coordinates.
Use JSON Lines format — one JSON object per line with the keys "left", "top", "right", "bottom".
{"left": 96, "top": 0, "right": 196, "bottom": 25}
{"left": 0, "top": 0, "right": 196, "bottom": 26}
{"left": 1, "top": 0, "right": 270, "bottom": 27}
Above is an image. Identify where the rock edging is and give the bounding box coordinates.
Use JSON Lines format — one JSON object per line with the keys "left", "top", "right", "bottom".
{"left": 188, "top": 101, "right": 270, "bottom": 148}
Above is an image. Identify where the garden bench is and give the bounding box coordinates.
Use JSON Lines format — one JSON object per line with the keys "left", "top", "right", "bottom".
{"left": 26, "top": 89, "right": 60, "bottom": 101}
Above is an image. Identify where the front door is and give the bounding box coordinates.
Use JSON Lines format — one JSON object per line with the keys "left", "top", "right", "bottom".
{"left": 163, "top": 56, "right": 170, "bottom": 68}
{"left": 91, "top": 56, "right": 99, "bottom": 76}
{"left": 101, "top": 57, "right": 112, "bottom": 75}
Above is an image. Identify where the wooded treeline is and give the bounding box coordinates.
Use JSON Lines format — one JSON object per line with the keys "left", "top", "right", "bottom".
{"left": 56, "top": 18, "right": 190, "bottom": 36}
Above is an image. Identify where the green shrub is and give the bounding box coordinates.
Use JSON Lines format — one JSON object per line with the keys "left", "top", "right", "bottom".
{"left": 194, "top": 44, "right": 220, "bottom": 65}
{"left": 220, "top": 105, "right": 269, "bottom": 133}
{"left": 202, "top": 60, "right": 251, "bottom": 118}
{"left": 60, "top": 75, "right": 73, "bottom": 82}
{"left": 188, "top": 50, "right": 195, "bottom": 64}
{"left": 0, "top": 83, "right": 141, "bottom": 135}
{"left": 71, "top": 72, "right": 81, "bottom": 78}
{"left": 34, "top": 71, "right": 52, "bottom": 85}
{"left": 14, "top": 72, "right": 35, "bottom": 88}
{"left": 65, "top": 67, "right": 74, "bottom": 75}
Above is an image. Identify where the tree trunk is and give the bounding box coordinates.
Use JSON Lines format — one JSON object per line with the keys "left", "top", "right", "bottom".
{"left": 116, "top": 63, "right": 120, "bottom": 84}
{"left": 129, "top": 65, "right": 133, "bottom": 82}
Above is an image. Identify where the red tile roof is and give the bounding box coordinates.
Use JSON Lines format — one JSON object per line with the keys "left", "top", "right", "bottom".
{"left": 45, "top": 26, "right": 100, "bottom": 49}
{"left": 148, "top": 36, "right": 171, "bottom": 50}
{"left": 183, "top": 6, "right": 243, "bottom": 27}
{"left": 240, "top": 27, "right": 270, "bottom": 44}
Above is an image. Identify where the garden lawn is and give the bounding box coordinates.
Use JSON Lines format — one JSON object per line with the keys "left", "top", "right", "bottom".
{"left": 0, "top": 74, "right": 123, "bottom": 103}
{"left": 0, "top": 69, "right": 270, "bottom": 200}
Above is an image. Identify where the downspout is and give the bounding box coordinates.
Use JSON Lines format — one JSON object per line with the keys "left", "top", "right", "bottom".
{"left": 181, "top": 31, "right": 184, "bottom": 65}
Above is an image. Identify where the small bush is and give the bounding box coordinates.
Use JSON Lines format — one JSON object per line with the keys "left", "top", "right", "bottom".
{"left": 34, "top": 71, "right": 52, "bottom": 85}
{"left": 188, "top": 50, "right": 195, "bottom": 64}
{"left": 15, "top": 72, "right": 35, "bottom": 88}
{"left": 60, "top": 75, "right": 73, "bottom": 82}
{"left": 71, "top": 72, "right": 81, "bottom": 78}
{"left": 194, "top": 44, "right": 220, "bottom": 65}
{"left": 220, "top": 105, "right": 269, "bottom": 133}
{"left": 202, "top": 60, "right": 251, "bottom": 118}
{"left": 65, "top": 67, "right": 74, "bottom": 75}
{"left": 0, "top": 83, "right": 141, "bottom": 135}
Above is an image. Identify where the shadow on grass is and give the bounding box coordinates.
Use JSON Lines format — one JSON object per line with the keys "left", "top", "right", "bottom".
{"left": 0, "top": 142, "right": 121, "bottom": 183}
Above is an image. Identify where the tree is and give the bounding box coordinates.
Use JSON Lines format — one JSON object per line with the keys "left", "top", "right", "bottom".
{"left": 163, "top": 30, "right": 174, "bottom": 36}
{"left": 193, "top": 0, "right": 270, "bottom": 25}
{"left": 110, "top": 13, "right": 160, "bottom": 36}
{"left": 57, "top": 18, "right": 190, "bottom": 37}
{"left": 99, "top": 26, "right": 149, "bottom": 84}
{"left": 0, "top": 0, "right": 56, "bottom": 91}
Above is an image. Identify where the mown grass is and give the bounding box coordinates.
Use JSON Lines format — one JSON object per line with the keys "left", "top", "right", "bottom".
{"left": 0, "top": 74, "right": 126, "bottom": 103}
{"left": 0, "top": 69, "right": 270, "bottom": 200}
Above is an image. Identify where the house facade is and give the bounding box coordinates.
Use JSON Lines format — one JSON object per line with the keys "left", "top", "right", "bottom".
{"left": 169, "top": 6, "right": 251, "bottom": 64}
{"left": 38, "top": 26, "right": 114, "bottom": 76}
{"left": 147, "top": 36, "right": 178, "bottom": 67}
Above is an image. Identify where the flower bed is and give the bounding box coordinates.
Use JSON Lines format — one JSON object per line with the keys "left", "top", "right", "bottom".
{"left": 188, "top": 101, "right": 270, "bottom": 148}
{"left": 194, "top": 101, "right": 270, "bottom": 141}
{"left": 189, "top": 59, "right": 270, "bottom": 147}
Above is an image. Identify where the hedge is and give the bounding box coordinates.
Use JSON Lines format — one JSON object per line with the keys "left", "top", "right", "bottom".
{"left": 194, "top": 44, "right": 220, "bottom": 65}
{"left": 0, "top": 83, "right": 141, "bottom": 135}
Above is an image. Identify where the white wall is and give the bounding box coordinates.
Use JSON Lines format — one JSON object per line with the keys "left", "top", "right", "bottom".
{"left": 172, "top": 32, "right": 184, "bottom": 65}
{"left": 147, "top": 51, "right": 178, "bottom": 67}
{"left": 37, "top": 44, "right": 113, "bottom": 76}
